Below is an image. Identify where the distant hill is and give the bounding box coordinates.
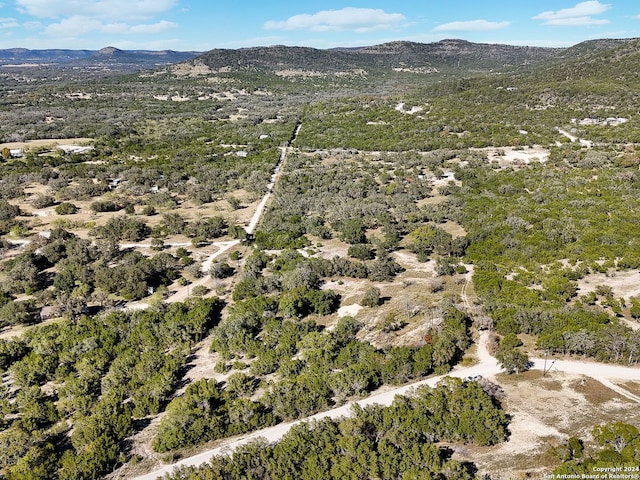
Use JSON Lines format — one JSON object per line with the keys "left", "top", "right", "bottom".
{"left": 2, "top": 38, "right": 639, "bottom": 83}
{"left": 339, "top": 39, "right": 562, "bottom": 70}
{"left": 0, "top": 46, "right": 200, "bottom": 69}
{"left": 92, "top": 46, "right": 200, "bottom": 66}
{"left": 555, "top": 38, "right": 630, "bottom": 59}
{"left": 530, "top": 37, "right": 640, "bottom": 84}
{"left": 0, "top": 48, "right": 95, "bottom": 64}
{"left": 193, "top": 39, "right": 563, "bottom": 77}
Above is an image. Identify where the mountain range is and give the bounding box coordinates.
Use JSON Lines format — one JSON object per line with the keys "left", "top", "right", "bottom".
{"left": 0, "top": 38, "right": 630, "bottom": 76}
{"left": 0, "top": 46, "right": 199, "bottom": 68}
{"left": 195, "top": 39, "right": 563, "bottom": 76}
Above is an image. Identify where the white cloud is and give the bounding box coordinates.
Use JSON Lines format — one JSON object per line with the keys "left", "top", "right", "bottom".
{"left": 533, "top": 1, "right": 611, "bottom": 26}
{"left": 0, "top": 17, "right": 18, "bottom": 29}
{"left": 264, "top": 7, "right": 406, "bottom": 33}
{"left": 100, "top": 23, "right": 130, "bottom": 35}
{"left": 544, "top": 16, "right": 609, "bottom": 26}
{"left": 433, "top": 20, "right": 510, "bottom": 32}
{"left": 23, "top": 21, "right": 41, "bottom": 30}
{"left": 45, "top": 15, "right": 177, "bottom": 37}
{"left": 45, "top": 16, "right": 102, "bottom": 36}
{"left": 16, "top": 0, "right": 177, "bottom": 21}
{"left": 130, "top": 21, "right": 177, "bottom": 34}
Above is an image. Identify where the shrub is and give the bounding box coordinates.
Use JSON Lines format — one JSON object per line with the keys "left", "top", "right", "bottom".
{"left": 210, "top": 262, "right": 234, "bottom": 279}
{"left": 227, "top": 197, "right": 242, "bottom": 210}
{"left": 90, "top": 200, "right": 120, "bottom": 213}
{"left": 348, "top": 243, "right": 375, "bottom": 260}
{"left": 55, "top": 202, "right": 78, "bottom": 215}
{"left": 191, "top": 285, "right": 209, "bottom": 297}
{"left": 141, "top": 205, "right": 157, "bottom": 216}
{"left": 31, "top": 194, "right": 55, "bottom": 209}
{"left": 361, "top": 286, "right": 381, "bottom": 307}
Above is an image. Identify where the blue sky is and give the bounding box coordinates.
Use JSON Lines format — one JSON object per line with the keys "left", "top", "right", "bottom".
{"left": 0, "top": 1, "right": 639, "bottom": 51}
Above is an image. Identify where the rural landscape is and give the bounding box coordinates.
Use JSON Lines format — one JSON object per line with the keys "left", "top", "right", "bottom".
{"left": 1, "top": 36, "right": 640, "bottom": 480}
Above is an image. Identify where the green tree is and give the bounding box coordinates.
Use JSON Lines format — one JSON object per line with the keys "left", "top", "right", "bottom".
{"left": 336, "top": 219, "right": 367, "bottom": 244}
{"left": 6, "top": 442, "right": 57, "bottom": 480}
{"left": 210, "top": 261, "right": 235, "bottom": 279}
{"left": 348, "top": 243, "right": 375, "bottom": 260}
{"left": 361, "top": 286, "right": 381, "bottom": 307}
{"left": 496, "top": 335, "right": 530, "bottom": 375}
{"left": 0, "top": 200, "right": 20, "bottom": 221}
{"left": 55, "top": 202, "right": 79, "bottom": 215}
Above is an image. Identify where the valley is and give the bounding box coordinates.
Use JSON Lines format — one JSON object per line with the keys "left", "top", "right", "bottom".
{"left": 1, "top": 37, "right": 640, "bottom": 480}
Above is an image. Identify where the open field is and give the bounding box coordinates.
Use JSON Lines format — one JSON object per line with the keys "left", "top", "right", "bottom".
{"left": 0, "top": 137, "right": 94, "bottom": 150}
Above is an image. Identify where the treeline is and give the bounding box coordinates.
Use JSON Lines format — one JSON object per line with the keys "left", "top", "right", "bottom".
{"left": 162, "top": 377, "right": 508, "bottom": 480}
{"left": 0, "top": 298, "right": 223, "bottom": 479}
{"left": 0, "top": 66, "right": 302, "bottom": 144}
{"left": 296, "top": 48, "right": 640, "bottom": 153}
{"left": 296, "top": 88, "right": 566, "bottom": 152}
{"left": 0, "top": 113, "right": 297, "bottom": 214}
{"left": 0, "top": 218, "right": 231, "bottom": 324}
{"left": 151, "top": 305, "right": 471, "bottom": 453}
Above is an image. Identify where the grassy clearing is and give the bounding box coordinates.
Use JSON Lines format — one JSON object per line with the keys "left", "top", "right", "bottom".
{"left": 570, "top": 377, "right": 623, "bottom": 405}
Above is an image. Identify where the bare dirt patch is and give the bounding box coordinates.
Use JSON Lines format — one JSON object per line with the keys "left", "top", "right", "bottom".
{"left": 275, "top": 69, "right": 327, "bottom": 78}
{"left": 439, "top": 220, "right": 466, "bottom": 237}
{"left": 417, "top": 193, "right": 446, "bottom": 208}
{"left": 312, "top": 238, "right": 350, "bottom": 259}
{"left": 471, "top": 145, "right": 550, "bottom": 167}
{"left": 170, "top": 61, "right": 213, "bottom": 77}
{"left": 577, "top": 270, "right": 640, "bottom": 301}
{"left": 323, "top": 278, "right": 368, "bottom": 301}
{"left": 0, "top": 137, "right": 93, "bottom": 150}
{"left": 336, "top": 303, "right": 363, "bottom": 318}
{"left": 621, "top": 381, "right": 640, "bottom": 397}
{"left": 0, "top": 324, "right": 28, "bottom": 341}
{"left": 394, "top": 102, "right": 425, "bottom": 115}
{"left": 460, "top": 371, "right": 640, "bottom": 480}
{"left": 176, "top": 340, "right": 222, "bottom": 394}
{"left": 0, "top": 317, "right": 62, "bottom": 340}
{"left": 570, "top": 376, "right": 625, "bottom": 404}
{"left": 393, "top": 251, "right": 436, "bottom": 274}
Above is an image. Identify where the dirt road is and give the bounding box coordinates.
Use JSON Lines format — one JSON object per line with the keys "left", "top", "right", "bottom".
{"left": 156, "top": 122, "right": 298, "bottom": 305}
{"left": 244, "top": 122, "right": 299, "bottom": 235}
{"left": 557, "top": 127, "right": 593, "bottom": 147}
{"left": 132, "top": 333, "right": 640, "bottom": 480}
{"left": 244, "top": 147, "right": 284, "bottom": 235}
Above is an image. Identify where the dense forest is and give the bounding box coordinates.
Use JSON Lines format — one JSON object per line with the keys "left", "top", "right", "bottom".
{"left": 162, "top": 378, "right": 509, "bottom": 480}
{"left": 1, "top": 299, "right": 223, "bottom": 479}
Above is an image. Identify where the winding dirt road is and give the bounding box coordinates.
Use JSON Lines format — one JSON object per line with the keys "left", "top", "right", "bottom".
{"left": 133, "top": 332, "right": 640, "bottom": 480}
